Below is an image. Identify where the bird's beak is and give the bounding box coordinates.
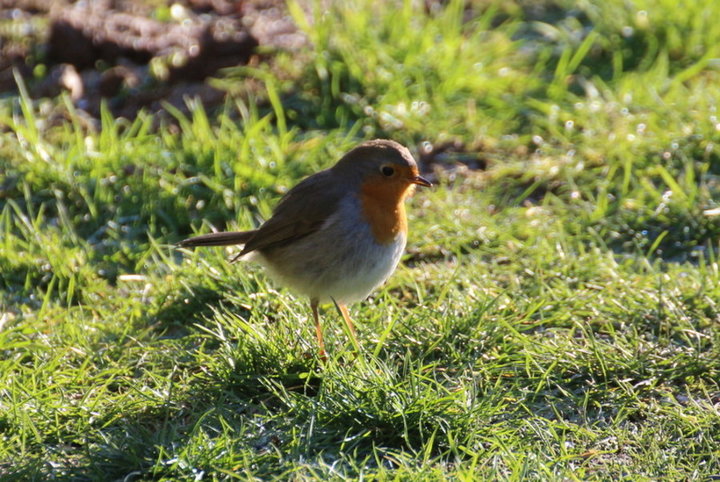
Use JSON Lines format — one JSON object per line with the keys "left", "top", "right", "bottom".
{"left": 411, "top": 175, "right": 432, "bottom": 187}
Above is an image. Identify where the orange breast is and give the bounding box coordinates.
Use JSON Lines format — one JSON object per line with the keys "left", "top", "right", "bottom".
{"left": 359, "top": 178, "right": 411, "bottom": 244}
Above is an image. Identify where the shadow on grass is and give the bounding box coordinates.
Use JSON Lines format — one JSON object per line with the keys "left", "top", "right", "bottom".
{"left": 149, "top": 285, "right": 231, "bottom": 339}
{"left": 1, "top": 347, "right": 324, "bottom": 480}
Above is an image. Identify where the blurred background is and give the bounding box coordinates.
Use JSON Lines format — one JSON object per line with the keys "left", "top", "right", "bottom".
{"left": 3, "top": 0, "right": 720, "bottom": 261}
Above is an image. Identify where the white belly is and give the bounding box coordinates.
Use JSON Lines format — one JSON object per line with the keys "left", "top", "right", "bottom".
{"left": 315, "top": 229, "right": 406, "bottom": 304}
{"left": 254, "top": 196, "right": 407, "bottom": 304}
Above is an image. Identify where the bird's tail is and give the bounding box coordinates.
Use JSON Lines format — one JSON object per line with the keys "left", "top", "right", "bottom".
{"left": 177, "top": 230, "right": 256, "bottom": 247}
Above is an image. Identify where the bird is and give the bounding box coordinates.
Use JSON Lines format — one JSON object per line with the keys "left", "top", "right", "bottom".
{"left": 178, "top": 139, "right": 431, "bottom": 357}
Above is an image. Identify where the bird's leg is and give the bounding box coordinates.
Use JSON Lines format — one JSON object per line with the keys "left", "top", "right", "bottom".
{"left": 338, "top": 303, "right": 359, "bottom": 350}
{"left": 310, "top": 298, "right": 326, "bottom": 359}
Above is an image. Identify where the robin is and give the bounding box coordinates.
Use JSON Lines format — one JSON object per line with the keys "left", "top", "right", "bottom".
{"left": 178, "top": 139, "right": 431, "bottom": 357}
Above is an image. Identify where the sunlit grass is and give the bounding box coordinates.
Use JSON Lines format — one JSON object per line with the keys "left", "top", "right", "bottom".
{"left": 1, "top": 0, "right": 720, "bottom": 479}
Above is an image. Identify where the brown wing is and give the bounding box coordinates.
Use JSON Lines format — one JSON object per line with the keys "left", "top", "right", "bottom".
{"left": 239, "top": 169, "right": 344, "bottom": 256}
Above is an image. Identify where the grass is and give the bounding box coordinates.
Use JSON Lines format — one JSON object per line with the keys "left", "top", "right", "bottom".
{"left": 2, "top": 0, "right": 720, "bottom": 479}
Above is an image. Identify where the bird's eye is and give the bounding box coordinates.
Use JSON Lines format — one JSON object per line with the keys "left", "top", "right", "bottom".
{"left": 381, "top": 165, "right": 395, "bottom": 177}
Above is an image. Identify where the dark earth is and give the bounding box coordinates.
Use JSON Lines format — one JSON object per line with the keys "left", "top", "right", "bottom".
{"left": 0, "top": 0, "right": 306, "bottom": 121}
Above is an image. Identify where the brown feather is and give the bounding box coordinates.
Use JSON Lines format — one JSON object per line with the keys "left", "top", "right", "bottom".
{"left": 178, "top": 230, "right": 255, "bottom": 247}
{"left": 239, "top": 170, "right": 345, "bottom": 256}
